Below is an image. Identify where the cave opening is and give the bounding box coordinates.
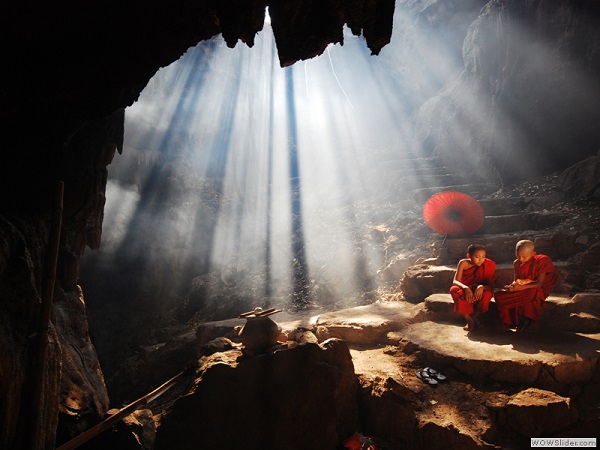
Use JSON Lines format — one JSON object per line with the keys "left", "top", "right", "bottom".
{"left": 3, "top": 2, "right": 600, "bottom": 449}
{"left": 79, "top": 5, "right": 472, "bottom": 388}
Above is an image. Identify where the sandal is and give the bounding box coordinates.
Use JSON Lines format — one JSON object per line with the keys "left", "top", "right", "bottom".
{"left": 416, "top": 369, "right": 438, "bottom": 385}
{"left": 424, "top": 367, "right": 447, "bottom": 382}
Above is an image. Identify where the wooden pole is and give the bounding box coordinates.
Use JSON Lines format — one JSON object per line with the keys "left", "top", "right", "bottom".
{"left": 27, "top": 180, "right": 64, "bottom": 450}
{"left": 56, "top": 371, "right": 184, "bottom": 450}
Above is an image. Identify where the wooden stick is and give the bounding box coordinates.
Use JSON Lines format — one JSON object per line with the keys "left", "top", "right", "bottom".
{"left": 239, "top": 307, "right": 281, "bottom": 318}
{"left": 56, "top": 371, "right": 184, "bottom": 450}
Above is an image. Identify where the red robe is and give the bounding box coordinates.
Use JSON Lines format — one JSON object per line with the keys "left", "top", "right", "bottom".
{"left": 493, "top": 254, "right": 558, "bottom": 327}
{"left": 449, "top": 258, "right": 496, "bottom": 315}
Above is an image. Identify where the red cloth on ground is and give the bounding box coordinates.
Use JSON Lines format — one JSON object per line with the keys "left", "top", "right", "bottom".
{"left": 493, "top": 254, "right": 558, "bottom": 327}
{"left": 449, "top": 258, "right": 496, "bottom": 315}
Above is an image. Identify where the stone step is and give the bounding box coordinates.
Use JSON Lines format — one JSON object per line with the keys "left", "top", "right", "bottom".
{"left": 319, "top": 303, "right": 600, "bottom": 387}
{"left": 478, "top": 195, "right": 568, "bottom": 215}
{"left": 396, "top": 319, "right": 599, "bottom": 386}
{"left": 412, "top": 183, "right": 499, "bottom": 203}
{"left": 422, "top": 293, "right": 600, "bottom": 333}
{"left": 478, "top": 198, "right": 529, "bottom": 215}
{"left": 399, "top": 261, "right": 576, "bottom": 301}
{"left": 429, "top": 234, "right": 583, "bottom": 266}
{"left": 482, "top": 212, "right": 569, "bottom": 234}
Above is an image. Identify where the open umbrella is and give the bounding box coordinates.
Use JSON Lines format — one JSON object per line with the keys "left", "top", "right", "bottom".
{"left": 423, "top": 191, "right": 484, "bottom": 235}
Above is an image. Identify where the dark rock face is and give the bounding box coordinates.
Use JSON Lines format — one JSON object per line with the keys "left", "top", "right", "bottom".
{"left": 53, "top": 287, "right": 110, "bottom": 446}
{"left": 414, "top": 0, "right": 600, "bottom": 185}
{"left": 559, "top": 151, "right": 600, "bottom": 199}
{"left": 154, "top": 339, "right": 358, "bottom": 450}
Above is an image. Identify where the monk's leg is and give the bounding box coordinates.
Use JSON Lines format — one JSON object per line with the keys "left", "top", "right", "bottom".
{"left": 450, "top": 286, "right": 475, "bottom": 330}
{"left": 473, "top": 291, "right": 493, "bottom": 328}
{"left": 494, "top": 290, "right": 536, "bottom": 328}
{"left": 519, "top": 289, "right": 546, "bottom": 332}
{"left": 463, "top": 314, "right": 475, "bottom": 331}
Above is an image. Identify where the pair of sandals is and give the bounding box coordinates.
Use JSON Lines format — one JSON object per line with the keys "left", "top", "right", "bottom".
{"left": 416, "top": 367, "right": 447, "bottom": 385}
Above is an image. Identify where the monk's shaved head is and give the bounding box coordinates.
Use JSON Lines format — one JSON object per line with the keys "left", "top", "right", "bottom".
{"left": 516, "top": 240, "right": 535, "bottom": 253}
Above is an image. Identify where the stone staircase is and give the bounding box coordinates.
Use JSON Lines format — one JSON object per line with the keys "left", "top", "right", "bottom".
{"left": 389, "top": 155, "right": 599, "bottom": 333}
{"left": 390, "top": 156, "right": 600, "bottom": 391}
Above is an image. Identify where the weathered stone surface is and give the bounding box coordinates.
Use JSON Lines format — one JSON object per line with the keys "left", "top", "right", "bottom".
{"left": 417, "top": 421, "right": 487, "bottom": 450}
{"left": 53, "top": 287, "right": 110, "bottom": 445}
{"left": 399, "top": 264, "right": 455, "bottom": 301}
{"left": 482, "top": 212, "right": 569, "bottom": 235}
{"left": 196, "top": 318, "right": 244, "bottom": 347}
{"left": 559, "top": 151, "right": 600, "bottom": 199}
{"left": 358, "top": 393, "right": 418, "bottom": 449}
{"left": 315, "top": 302, "right": 417, "bottom": 344}
{"left": 425, "top": 292, "right": 600, "bottom": 333}
{"left": 0, "top": 214, "right": 63, "bottom": 450}
{"left": 505, "top": 388, "right": 578, "bottom": 437}
{"left": 122, "top": 409, "right": 157, "bottom": 449}
{"left": 108, "top": 329, "right": 199, "bottom": 404}
{"left": 543, "top": 293, "right": 600, "bottom": 333}
{"left": 399, "top": 321, "right": 599, "bottom": 386}
{"left": 154, "top": 339, "right": 358, "bottom": 450}
{"left": 377, "top": 253, "right": 421, "bottom": 282}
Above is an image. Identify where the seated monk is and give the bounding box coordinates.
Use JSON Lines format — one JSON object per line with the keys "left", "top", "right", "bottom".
{"left": 494, "top": 240, "right": 558, "bottom": 332}
{"left": 449, "top": 244, "right": 496, "bottom": 331}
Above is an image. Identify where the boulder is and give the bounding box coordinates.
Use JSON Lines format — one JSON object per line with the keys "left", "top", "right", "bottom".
{"left": 399, "top": 265, "right": 455, "bottom": 301}
{"left": 154, "top": 339, "right": 358, "bottom": 450}
{"left": 315, "top": 302, "right": 415, "bottom": 345}
{"left": 53, "top": 287, "right": 110, "bottom": 445}
{"left": 559, "top": 152, "right": 600, "bottom": 198}
{"left": 418, "top": 421, "right": 485, "bottom": 450}
{"left": 505, "top": 388, "right": 578, "bottom": 437}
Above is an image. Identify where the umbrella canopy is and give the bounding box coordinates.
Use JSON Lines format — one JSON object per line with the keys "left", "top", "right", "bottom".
{"left": 423, "top": 191, "right": 484, "bottom": 235}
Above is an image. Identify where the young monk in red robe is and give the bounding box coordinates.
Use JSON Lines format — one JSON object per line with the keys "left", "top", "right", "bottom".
{"left": 494, "top": 240, "right": 558, "bottom": 332}
{"left": 450, "top": 244, "right": 496, "bottom": 331}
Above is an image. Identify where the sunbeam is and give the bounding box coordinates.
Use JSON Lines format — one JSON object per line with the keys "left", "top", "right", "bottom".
{"left": 81, "top": 4, "right": 519, "bottom": 318}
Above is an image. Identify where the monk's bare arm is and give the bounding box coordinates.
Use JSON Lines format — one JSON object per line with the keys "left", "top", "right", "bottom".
{"left": 453, "top": 259, "right": 474, "bottom": 301}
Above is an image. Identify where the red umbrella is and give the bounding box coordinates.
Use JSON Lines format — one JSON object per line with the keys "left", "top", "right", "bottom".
{"left": 423, "top": 191, "right": 484, "bottom": 235}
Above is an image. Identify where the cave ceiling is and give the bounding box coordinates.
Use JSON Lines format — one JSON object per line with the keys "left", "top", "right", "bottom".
{"left": 1, "top": 0, "right": 394, "bottom": 125}
{"left": 0, "top": 1, "right": 394, "bottom": 212}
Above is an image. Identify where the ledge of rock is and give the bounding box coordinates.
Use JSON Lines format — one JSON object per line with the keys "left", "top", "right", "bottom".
{"left": 154, "top": 339, "right": 358, "bottom": 450}
{"left": 505, "top": 388, "right": 579, "bottom": 437}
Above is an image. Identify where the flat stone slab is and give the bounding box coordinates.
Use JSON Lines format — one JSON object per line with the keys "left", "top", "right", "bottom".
{"left": 394, "top": 321, "right": 600, "bottom": 385}
{"left": 424, "top": 293, "right": 600, "bottom": 333}
{"left": 314, "top": 302, "right": 421, "bottom": 345}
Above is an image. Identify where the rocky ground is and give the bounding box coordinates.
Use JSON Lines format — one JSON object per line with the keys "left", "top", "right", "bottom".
{"left": 87, "top": 154, "right": 600, "bottom": 449}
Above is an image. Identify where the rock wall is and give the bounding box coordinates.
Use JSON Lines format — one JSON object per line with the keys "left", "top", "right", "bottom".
{"left": 414, "top": 0, "right": 600, "bottom": 185}
{"left": 154, "top": 339, "right": 358, "bottom": 450}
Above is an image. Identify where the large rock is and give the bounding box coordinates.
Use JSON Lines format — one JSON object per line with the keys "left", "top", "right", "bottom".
{"left": 505, "top": 388, "right": 578, "bottom": 437}
{"left": 154, "top": 339, "right": 358, "bottom": 450}
{"left": 315, "top": 302, "right": 416, "bottom": 344}
{"left": 559, "top": 151, "right": 600, "bottom": 198}
{"left": 53, "top": 287, "right": 110, "bottom": 445}
{"left": 399, "top": 264, "right": 455, "bottom": 301}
